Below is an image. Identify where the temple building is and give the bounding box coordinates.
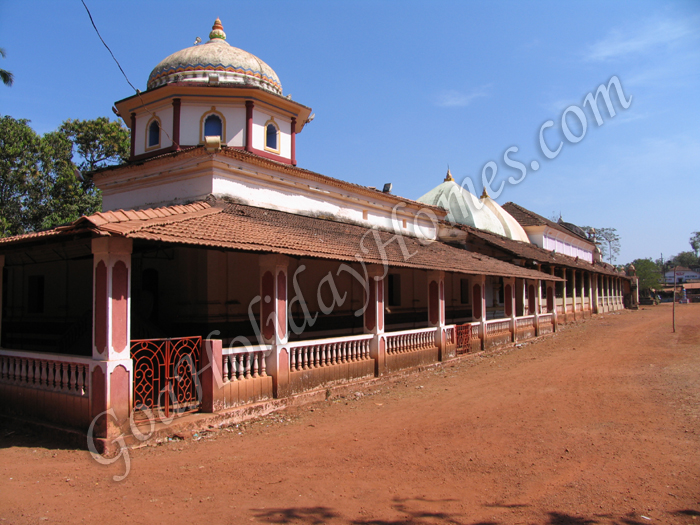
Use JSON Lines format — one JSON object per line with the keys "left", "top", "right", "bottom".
{"left": 0, "top": 19, "right": 632, "bottom": 448}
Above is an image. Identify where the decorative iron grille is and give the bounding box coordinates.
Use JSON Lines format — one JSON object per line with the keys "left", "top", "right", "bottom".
{"left": 130, "top": 336, "right": 202, "bottom": 421}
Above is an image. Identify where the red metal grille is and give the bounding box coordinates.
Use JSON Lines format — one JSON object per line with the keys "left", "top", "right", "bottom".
{"left": 455, "top": 324, "right": 472, "bottom": 355}
{"left": 131, "top": 336, "right": 202, "bottom": 421}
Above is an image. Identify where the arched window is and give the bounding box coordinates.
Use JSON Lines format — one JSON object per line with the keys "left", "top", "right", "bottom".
{"left": 264, "top": 119, "right": 280, "bottom": 153}
{"left": 145, "top": 116, "right": 161, "bottom": 150}
{"left": 204, "top": 114, "right": 222, "bottom": 138}
{"left": 148, "top": 120, "right": 160, "bottom": 148}
{"left": 266, "top": 123, "right": 278, "bottom": 150}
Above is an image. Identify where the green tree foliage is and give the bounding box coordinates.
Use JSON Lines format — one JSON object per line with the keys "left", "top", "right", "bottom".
{"left": 690, "top": 231, "right": 700, "bottom": 257}
{"left": 0, "top": 115, "right": 130, "bottom": 237}
{"left": 0, "top": 116, "right": 41, "bottom": 235}
{"left": 59, "top": 117, "right": 129, "bottom": 172}
{"left": 630, "top": 258, "right": 662, "bottom": 291}
{"left": 671, "top": 251, "right": 699, "bottom": 268}
{"left": 0, "top": 48, "right": 13, "bottom": 87}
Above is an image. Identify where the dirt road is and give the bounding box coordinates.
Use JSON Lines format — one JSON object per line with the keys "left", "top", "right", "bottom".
{"left": 1, "top": 304, "right": 699, "bottom": 524}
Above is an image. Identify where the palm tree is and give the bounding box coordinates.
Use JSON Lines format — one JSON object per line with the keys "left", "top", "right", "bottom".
{"left": 0, "top": 48, "right": 14, "bottom": 86}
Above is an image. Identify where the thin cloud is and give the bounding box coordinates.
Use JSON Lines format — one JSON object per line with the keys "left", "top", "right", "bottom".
{"left": 435, "top": 86, "right": 490, "bottom": 108}
{"left": 586, "top": 17, "right": 697, "bottom": 62}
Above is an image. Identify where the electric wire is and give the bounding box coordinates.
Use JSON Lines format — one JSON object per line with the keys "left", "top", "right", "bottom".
{"left": 80, "top": 0, "right": 178, "bottom": 147}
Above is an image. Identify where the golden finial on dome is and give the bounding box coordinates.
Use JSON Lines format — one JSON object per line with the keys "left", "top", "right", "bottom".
{"left": 444, "top": 167, "right": 454, "bottom": 182}
{"left": 209, "top": 18, "right": 227, "bottom": 40}
{"left": 481, "top": 187, "right": 490, "bottom": 199}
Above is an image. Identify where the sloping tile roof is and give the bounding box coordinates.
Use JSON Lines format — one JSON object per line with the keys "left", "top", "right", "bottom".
{"left": 457, "top": 224, "right": 624, "bottom": 277}
{"left": 502, "top": 202, "right": 593, "bottom": 244}
{"left": 0, "top": 199, "right": 560, "bottom": 281}
{"left": 0, "top": 202, "right": 215, "bottom": 245}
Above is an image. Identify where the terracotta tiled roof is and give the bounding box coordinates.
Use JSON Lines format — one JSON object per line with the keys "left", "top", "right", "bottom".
{"left": 502, "top": 202, "right": 593, "bottom": 244}
{"left": 0, "top": 199, "right": 560, "bottom": 281}
{"left": 457, "top": 224, "right": 624, "bottom": 278}
{"left": 126, "top": 202, "right": 559, "bottom": 280}
{"left": 0, "top": 202, "right": 215, "bottom": 246}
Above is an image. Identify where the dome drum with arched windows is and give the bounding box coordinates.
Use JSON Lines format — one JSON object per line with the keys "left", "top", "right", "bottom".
{"left": 113, "top": 19, "right": 312, "bottom": 165}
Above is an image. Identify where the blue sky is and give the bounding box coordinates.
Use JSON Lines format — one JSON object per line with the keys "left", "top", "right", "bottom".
{"left": 1, "top": 0, "right": 699, "bottom": 264}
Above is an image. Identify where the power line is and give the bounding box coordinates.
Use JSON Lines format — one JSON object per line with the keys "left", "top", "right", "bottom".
{"left": 80, "top": 0, "right": 177, "bottom": 147}
{"left": 80, "top": 0, "right": 138, "bottom": 93}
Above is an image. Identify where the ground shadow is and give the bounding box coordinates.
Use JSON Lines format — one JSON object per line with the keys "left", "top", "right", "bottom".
{"left": 252, "top": 502, "right": 677, "bottom": 525}
{"left": 251, "top": 506, "right": 341, "bottom": 524}
{"left": 0, "top": 417, "right": 87, "bottom": 451}
{"left": 674, "top": 509, "right": 700, "bottom": 517}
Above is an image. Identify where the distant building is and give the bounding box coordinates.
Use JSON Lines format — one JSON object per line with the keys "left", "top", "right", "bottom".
{"left": 664, "top": 267, "right": 700, "bottom": 284}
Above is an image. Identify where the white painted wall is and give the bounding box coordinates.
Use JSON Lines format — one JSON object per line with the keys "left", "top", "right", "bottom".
{"left": 539, "top": 229, "right": 593, "bottom": 262}
{"left": 134, "top": 104, "right": 173, "bottom": 156}
{"left": 102, "top": 175, "right": 214, "bottom": 211}
{"left": 178, "top": 103, "right": 246, "bottom": 146}
{"left": 251, "top": 109, "right": 291, "bottom": 159}
{"left": 100, "top": 155, "right": 440, "bottom": 241}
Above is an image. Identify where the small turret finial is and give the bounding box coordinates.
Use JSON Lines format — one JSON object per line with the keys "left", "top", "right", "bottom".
{"left": 481, "top": 187, "right": 489, "bottom": 199}
{"left": 444, "top": 167, "right": 454, "bottom": 182}
{"left": 209, "top": 18, "right": 226, "bottom": 41}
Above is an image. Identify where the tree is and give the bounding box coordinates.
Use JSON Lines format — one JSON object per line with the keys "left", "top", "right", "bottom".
{"left": 0, "top": 116, "right": 41, "bottom": 236}
{"left": 630, "top": 258, "right": 662, "bottom": 291}
{"left": 0, "top": 48, "right": 13, "bottom": 87}
{"left": 582, "top": 226, "right": 620, "bottom": 264}
{"left": 690, "top": 231, "right": 700, "bottom": 257}
{"left": 0, "top": 115, "right": 130, "bottom": 237}
{"left": 671, "top": 251, "right": 699, "bottom": 269}
{"left": 59, "top": 117, "right": 129, "bottom": 173}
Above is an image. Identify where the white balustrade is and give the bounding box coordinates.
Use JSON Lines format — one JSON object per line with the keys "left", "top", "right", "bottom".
{"left": 222, "top": 345, "right": 270, "bottom": 381}
{"left": 470, "top": 322, "right": 480, "bottom": 339}
{"left": 0, "top": 350, "right": 90, "bottom": 397}
{"left": 444, "top": 326, "right": 456, "bottom": 345}
{"left": 385, "top": 327, "right": 437, "bottom": 355}
{"left": 287, "top": 334, "right": 372, "bottom": 372}
{"left": 516, "top": 316, "right": 535, "bottom": 330}
{"left": 485, "top": 319, "right": 511, "bottom": 337}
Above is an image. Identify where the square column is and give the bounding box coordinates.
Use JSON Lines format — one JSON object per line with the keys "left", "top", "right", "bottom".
{"left": 561, "top": 268, "right": 568, "bottom": 322}
{"left": 474, "top": 275, "right": 487, "bottom": 349}
{"left": 592, "top": 273, "right": 599, "bottom": 314}
{"left": 260, "top": 255, "right": 290, "bottom": 397}
{"left": 549, "top": 267, "right": 558, "bottom": 331}
{"left": 90, "top": 237, "right": 133, "bottom": 441}
{"left": 504, "top": 278, "right": 516, "bottom": 342}
{"left": 364, "top": 265, "right": 386, "bottom": 375}
{"left": 572, "top": 270, "right": 578, "bottom": 320}
{"left": 534, "top": 279, "right": 542, "bottom": 335}
{"left": 427, "top": 271, "right": 449, "bottom": 360}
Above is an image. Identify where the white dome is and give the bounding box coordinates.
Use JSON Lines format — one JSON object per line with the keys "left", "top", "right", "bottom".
{"left": 417, "top": 171, "right": 506, "bottom": 236}
{"left": 147, "top": 19, "right": 282, "bottom": 95}
{"left": 480, "top": 190, "right": 530, "bottom": 243}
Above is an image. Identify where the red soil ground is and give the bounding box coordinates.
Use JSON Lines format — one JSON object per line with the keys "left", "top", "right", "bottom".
{"left": 1, "top": 304, "right": 699, "bottom": 524}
